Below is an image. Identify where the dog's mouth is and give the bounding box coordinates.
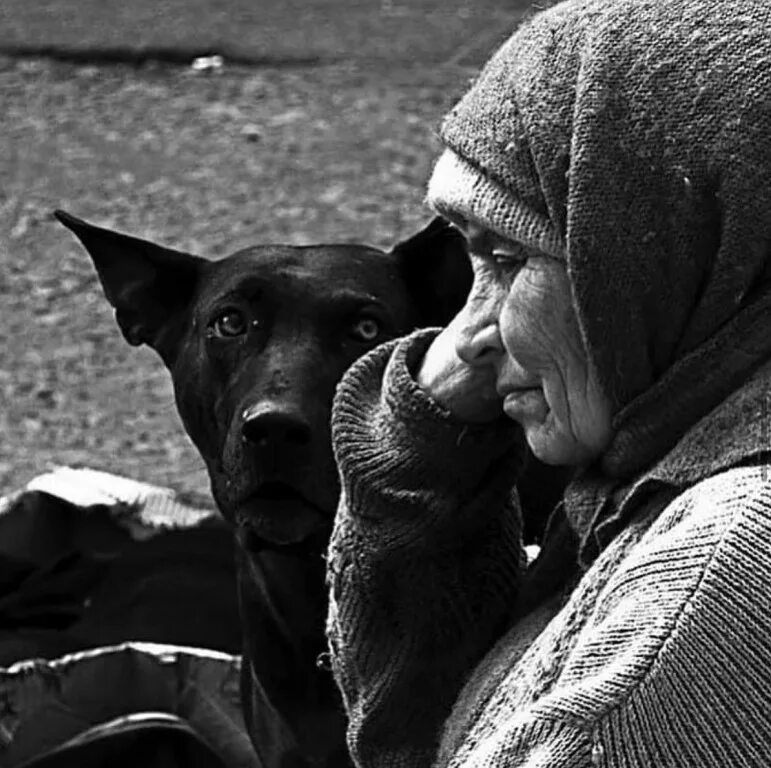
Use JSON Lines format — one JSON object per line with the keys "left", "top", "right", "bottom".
{"left": 236, "top": 481, "right": 330, "bottom": 552}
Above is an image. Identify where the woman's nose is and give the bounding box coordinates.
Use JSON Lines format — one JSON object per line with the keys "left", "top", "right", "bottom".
{"left": 455, "top": 309, "right": 503, "bottom": 366}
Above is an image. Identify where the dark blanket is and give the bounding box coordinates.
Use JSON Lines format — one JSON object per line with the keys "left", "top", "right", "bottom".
{"left": 0, "top": 490, "right": 240, "bottom": 666}
{"left": 0, "top": 482, "right": 250, "bottom": 768}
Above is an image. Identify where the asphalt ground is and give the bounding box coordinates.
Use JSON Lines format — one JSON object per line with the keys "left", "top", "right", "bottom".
{"left": 0, "top": 0, "right": 535, "bottom": 499}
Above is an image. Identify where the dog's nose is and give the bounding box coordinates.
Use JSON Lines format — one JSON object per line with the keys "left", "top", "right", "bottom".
{"left": 241, "top": 405, "right": 312, "bottom": 450}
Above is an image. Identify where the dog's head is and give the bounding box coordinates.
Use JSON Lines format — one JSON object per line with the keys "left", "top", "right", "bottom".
{"left": 55, "top": 212, "right": 471, "bottom": 553}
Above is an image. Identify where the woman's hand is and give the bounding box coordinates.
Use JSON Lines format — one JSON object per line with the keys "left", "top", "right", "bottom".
{"left": 416, "top": 318, "right": 503, "bottom": 423}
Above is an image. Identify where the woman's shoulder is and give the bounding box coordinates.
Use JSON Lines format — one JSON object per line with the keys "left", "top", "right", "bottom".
{"left": 537, "top": 465, "right": 771, "bottom": 762}
{"left": 437, "top": 465, "right": 771, "bottom": 766}
{"left": 652, "top": 463, "right": 771, "bottom": 554}
{"left": 567, "top": 463, "right": 771, "bottom": 697}
{"left": 680, "top": 462, "right": 771, "bottom": 506}
{"left": 552, "top": 463, "right": 771, "bottom": 699}
{"left": 602, "top": 464, "right": 771, "bottom": 617}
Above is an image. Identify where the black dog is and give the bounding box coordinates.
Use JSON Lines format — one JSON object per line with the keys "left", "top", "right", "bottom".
{"left": 55, "top": 211, "right": 473, "bottom": 768}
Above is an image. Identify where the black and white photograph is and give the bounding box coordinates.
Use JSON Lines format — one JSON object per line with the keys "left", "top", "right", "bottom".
{"left": 1, "top": 0, "right": 770, "bottom": 766}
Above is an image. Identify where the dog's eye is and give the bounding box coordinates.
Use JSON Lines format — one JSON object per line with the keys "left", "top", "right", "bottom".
{"left": 209, "top": 309, "right": 248, "bottom": 338}
{"left": 350, "top": 317, "right": 381, "bottom": 343}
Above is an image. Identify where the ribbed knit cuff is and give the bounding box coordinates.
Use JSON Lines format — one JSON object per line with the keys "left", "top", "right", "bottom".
{"left": 426, "top": 149, "right": 564, "bottom": 260}
{"left": 332, "top": 329, "right": 524, "bottom": 533}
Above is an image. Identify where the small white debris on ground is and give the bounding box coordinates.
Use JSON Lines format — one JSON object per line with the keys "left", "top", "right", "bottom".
{"left": 190, "top": 54, "right": 225, "bottom": 74}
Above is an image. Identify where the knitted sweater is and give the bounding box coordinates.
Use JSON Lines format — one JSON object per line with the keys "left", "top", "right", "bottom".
{"left": 327, "top": 330, "right": 771, "bottom": 768}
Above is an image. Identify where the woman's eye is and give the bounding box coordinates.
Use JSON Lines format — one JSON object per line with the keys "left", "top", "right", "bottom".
{"left": 208, "top": 309, "right": 248, "bottom": 338}
{"left": 350, "top": 316, "right": 382, "bottom": 342}
{"left": 491, "top": 250, "right": 527, "bottom": 270}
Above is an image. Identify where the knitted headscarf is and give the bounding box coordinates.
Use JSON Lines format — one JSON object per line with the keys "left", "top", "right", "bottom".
{"left": 427, "top": 0, "right": 771, "bottom": 563}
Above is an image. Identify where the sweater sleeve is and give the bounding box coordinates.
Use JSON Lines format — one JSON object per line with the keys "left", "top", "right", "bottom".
{"left": 326, "top": 329, "right": 527, "bottom": 768}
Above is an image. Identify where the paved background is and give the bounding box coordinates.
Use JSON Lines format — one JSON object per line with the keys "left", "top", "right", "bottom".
{"left": 0, "top": 0, "right": 535, "bottom": 500}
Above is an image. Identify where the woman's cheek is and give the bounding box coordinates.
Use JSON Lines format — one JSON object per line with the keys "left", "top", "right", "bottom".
{"left": 500, "top": 281, "right": 562, "bottom": 372}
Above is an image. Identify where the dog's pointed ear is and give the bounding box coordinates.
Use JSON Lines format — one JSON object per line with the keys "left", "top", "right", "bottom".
{"left": 392, "top": 216, "right": 472, "bottom": 326}
{"left": 54, "top": 210, "right": 206, "bottom": 357}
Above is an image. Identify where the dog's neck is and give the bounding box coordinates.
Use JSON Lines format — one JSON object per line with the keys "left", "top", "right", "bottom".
{"left": 236, "top": 540, "right": 347, "bottom": 765}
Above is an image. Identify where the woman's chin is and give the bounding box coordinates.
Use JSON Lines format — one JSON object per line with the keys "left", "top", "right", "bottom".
{"left": 504, "top": 396, "right": 605, "bottom": 467}
{"left": 525, "top": 425, "right": 590, "bottom": 467}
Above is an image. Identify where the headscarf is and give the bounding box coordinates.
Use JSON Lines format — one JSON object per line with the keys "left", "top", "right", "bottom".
{"left": 427, "top": 0, "right": 771, "bottom": 565}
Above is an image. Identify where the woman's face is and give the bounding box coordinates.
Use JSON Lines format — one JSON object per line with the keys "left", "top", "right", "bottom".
{"left": 455, "top": 222, "right": 614, "bottom": 466}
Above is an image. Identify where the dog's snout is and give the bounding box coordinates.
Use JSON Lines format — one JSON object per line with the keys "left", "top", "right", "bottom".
{"left": 241, "top": 405, "right": 312, "bottom": 449}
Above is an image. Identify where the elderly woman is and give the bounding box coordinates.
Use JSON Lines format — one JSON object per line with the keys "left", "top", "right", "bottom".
{"left": 326, "top": 0, "right": 771, "bottom": 765}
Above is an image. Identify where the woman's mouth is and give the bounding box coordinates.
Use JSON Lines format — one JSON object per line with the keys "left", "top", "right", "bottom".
{"left": 502, "top": 388, "right": 548, "bottom": 422}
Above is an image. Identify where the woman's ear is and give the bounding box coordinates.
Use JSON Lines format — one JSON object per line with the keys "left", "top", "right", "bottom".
{"left": 392, "top": 216, "right": 472, "bottom": 327}
{"left": 54, "top": 210, "right": 207, "bottom": 361}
